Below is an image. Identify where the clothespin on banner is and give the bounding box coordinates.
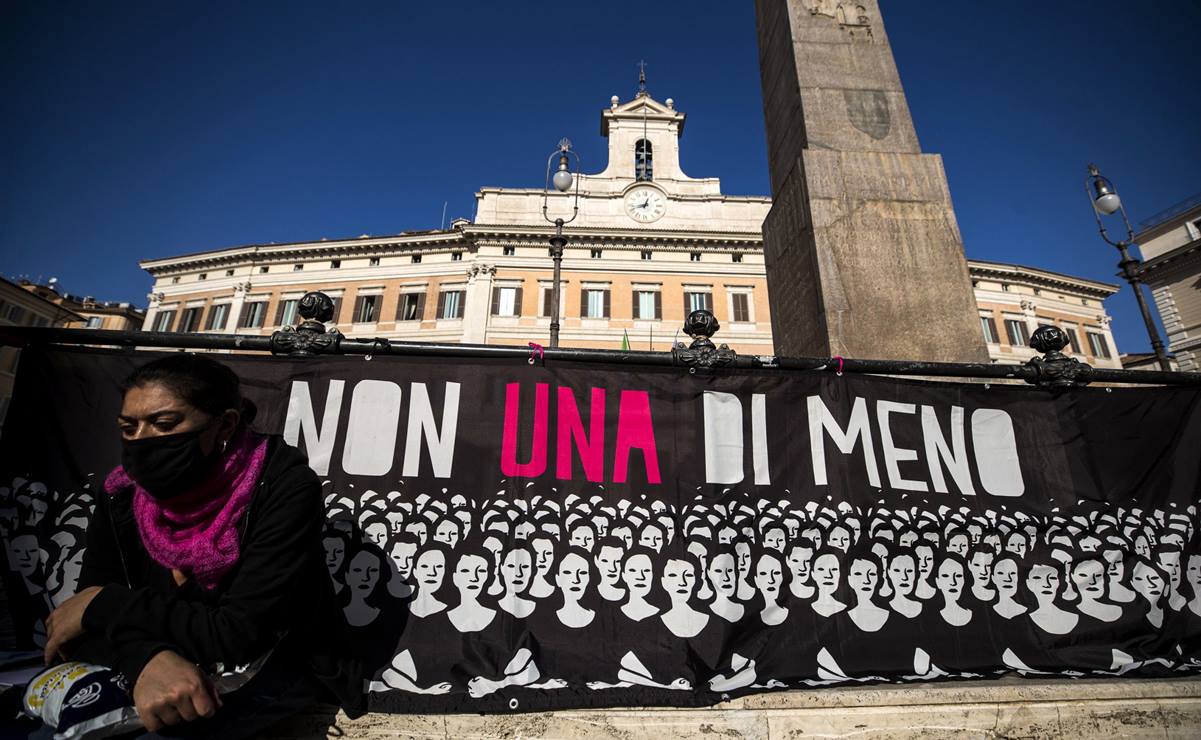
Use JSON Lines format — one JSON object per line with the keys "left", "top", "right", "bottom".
{"left": 832, "top": 355, "right": 845, "bottom": 377}
{"left": 528, "top": 342, "right": 545, "bottom": 366}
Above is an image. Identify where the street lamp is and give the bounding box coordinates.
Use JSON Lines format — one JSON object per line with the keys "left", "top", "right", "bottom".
{"left": 1084, "top": 163, "right": 1172, "bottom": 372}
{"left": 542, "top": 138, "right": 581, "bottom": 348}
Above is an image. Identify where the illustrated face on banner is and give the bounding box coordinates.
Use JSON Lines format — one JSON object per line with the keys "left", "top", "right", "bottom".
{"left": 11, "top": 534, "right": 39, "bottom": 578}
{"left": 662, "top": 558, "right": 696, "bottom": 604}
{"left": 1159, "top": 551, "right": 1182, "bottom": 591}
{"left": 936, "top": 559, "right": 964, "bottom": 599}
{"left": 501, "top": 549, "right": 533, "bottom": 594}
{"left": 947, "top": 533, "right": 969, "bottom": 557}
{"left": 434, "top": 519, "right": 460, "bottom": 549}
{"left": 555, "top": 553, "right": 591, "bottom": 599}
{"left": 763, "top": 527, "right": 786, "bottom": 553}
{"left": 754, "top": 553, "right": 784, "bottom": 601}
{"left": 611, "top": 526, "right": 633, "bottom": 550}
{"left": 623, "top": 553, "right": 654, "bottom": 596}
{"left": 389, "top": 541, "right": 418, "bottom": 580}
{"left": 848, "top": 557, "right": 878, "bottom": 598}
{"left": 1071, "top": 560, "right": 1106, "bottom": 600}
{"left": 812, "top": 553, "right": 840, "bottom": 596}
{"left": 532, "top": 538, "right": 554, "bottom": 575}
{"left": 404, "top": 520, "right": 428, "bottom": 544}
{"left": 1026, "top": 564, "right": 1061, "bottom": 605}
{"left": 569, "top": 525, "right": 595, "bottom": 551}
{"left": 968, "top": 551, "right": 994, "bottom": 586}
{"left": 414, "top": 549, "right": 446, "bottom": 592}
{"left": 1131, "top": 562, "right": 1165, "bottom": 604}
{"left": 735, "top": 542, "right": 751, "bottom": 576}
{"left": 786, "top": 545, "right": 813, "bottom": 584}
{"left": 364, "top": 521, "right": 388, "bottom": 547}
{"left": 992, "top": 558, "right": 1020, "bottom": 597}
{"left": 453, "top": 554, "right": 489, "bottom": 595}
{"left": 349, "top": 550, "right": 382, "bottom": 594}
{"left": 915, "top": 546, "right": 934, "bottom": 579}
{"left": 1187, "top": 555, "right": 1201, "bottom": 593}
{"left": 1103, "top": 548, "right": 1125, "bottom": 581}
{"left": 1005, "top": 532, "right": 1028, "bottom": 558}
{"left": 595, "top": 545, "right": 623, "bottom": 587}
{"left": 707, "top": 553, "right": 737, "bottom": 598}
{"left": 639, "top": 524, "right": 664, "bottom": 553}
{"left": 828, "top": 526, "right": 850, "bottom": 552}
{"left": 717, "top": 526, "right": 736, "bottom": 545}
{"left": 887, "top": 553, "right": 915, "bottom": 596}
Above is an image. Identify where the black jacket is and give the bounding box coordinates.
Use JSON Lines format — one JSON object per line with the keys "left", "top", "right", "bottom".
{"left": 76, "top": 435, "right": 365, "bottom": 718}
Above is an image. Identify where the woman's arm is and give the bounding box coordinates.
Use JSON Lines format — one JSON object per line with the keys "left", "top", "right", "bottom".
{"left": 82, "top": 460, "right": 324, "bottom": 682}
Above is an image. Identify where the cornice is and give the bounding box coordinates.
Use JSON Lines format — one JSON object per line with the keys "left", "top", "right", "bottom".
{"left": 966, "top": 259, "right": 1119, "bottom": 298}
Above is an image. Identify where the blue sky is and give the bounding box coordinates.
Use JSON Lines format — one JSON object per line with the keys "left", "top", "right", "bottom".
{"left": 3, "top": 1, "right": 1199, "bottom": 354}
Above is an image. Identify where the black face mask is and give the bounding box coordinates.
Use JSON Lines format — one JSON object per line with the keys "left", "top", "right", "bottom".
{"left": 121, "top": 426, "right": 221, "bottom": 500}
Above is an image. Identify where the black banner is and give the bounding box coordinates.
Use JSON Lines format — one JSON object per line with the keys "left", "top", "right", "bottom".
{"left": 2, "top": 346, "right": 1201, "bottom": 713}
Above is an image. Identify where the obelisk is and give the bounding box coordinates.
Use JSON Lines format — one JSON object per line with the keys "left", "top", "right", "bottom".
{"left": 755, "top": 0, "right": 989, "bottom": 362}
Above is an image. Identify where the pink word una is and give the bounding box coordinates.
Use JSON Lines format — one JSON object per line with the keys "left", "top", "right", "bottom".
{"left": 500, "top": 383, "right": 662, "bottom": 484}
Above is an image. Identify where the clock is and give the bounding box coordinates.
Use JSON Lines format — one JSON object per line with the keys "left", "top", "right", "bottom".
{"left": 624, "top": 186, "right": 666, "bottom": 223}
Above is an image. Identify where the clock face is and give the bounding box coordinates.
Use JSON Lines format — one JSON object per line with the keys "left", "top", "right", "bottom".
{"left": 624, "top": 186, "right": 666, "bottom": 223}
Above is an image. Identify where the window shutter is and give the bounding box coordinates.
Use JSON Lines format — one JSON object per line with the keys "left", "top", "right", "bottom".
{"left": 352, "top": 296, "right": 365, "bottom": 323}
{"left": 396, "top": 294, "right": 407, "bottom": 321}
{"left": 436, "top": 292, "right": 446, "bottom": 319}
{"left": 579, "top": 289, "right": 587, "bottom": 318}
{"left": 603, "top": 290, "right": 611, "bottom": 319}
{"left": 543, "top": 287, "right": 552, "bottom": 317}
{"left": 455, "top": 291, "right": 465, "bottom": 319}
{"left": 274, "top": 300, "right": 287, "bottom": 327}
{"left": 513, "top": 287, "right": 523, "bottom": 317}
{"left": 704, "top": 293, "right": 713, "bottom": 312}
{"left": 329, "top": 297, "right": 342, "bottom": 324}
{"left": 683, "top": 294, "right": 691, "bottom": 317}
{"left": 491, "top": 287, "right": 501, "bottom": 316}
{"left": 654, "top": 291, "right": 662, "bottom": 320}
{"left": 631, "top": 290, "right": 639, "bottom": 320}
{"left": 414, "top": 293, "right": 425, "bottom": 321}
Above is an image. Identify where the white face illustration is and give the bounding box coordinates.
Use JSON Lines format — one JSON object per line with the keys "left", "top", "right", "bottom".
{"left": 717, "top": 527, "right": 736, "bottom": 545}
{"left": 623, "top": 553, "right": 654, "bottom": 596}
{"left": 968, "top": 551, "right": 993, "bottom": 584}
{"left": 639, "top": 525, "right": 664, "bottom": 553}
{"left": 813, "top": 553, "right": 841, "bottom": 595}
{"left": 11, "top": 535, "right": 39, "bottom": 578}
{"left": 848, "top": 558, "right": 878, "bottom": 596}
{"left": 593, "top": 516, "right": 609, "bottom": 539}
{"left": 404, "top": 521, "right": 428, "bottom": 544}
{"left": 1158, "top": 551, "right": 1182, "bottom": 589}
{"left": 348, "top": 551, "right": 381, "bottom": 595}
{"left": 434, "top": 520, "right": 460, "bottom": 549}
{"left": 532, "top": 539, "right": 554, "bottom": 574}
{"left": 735, "top": 542, "right": 751, "bottom": 574}
{"left": 915, "top": 547, "right": 934, "bottom": 577}
{"left": 596, "top": 545, "right": 624, "bottom": 586}
{"left": 707, "top": 553, "right": 737, "bottom": 598}
{"left": 569, "top": 527, "right": 595, "bottom": 551}
{"left": 555, "top": 553, "right": 591, "bottom": 598}
{"left": 754, "top": 555, "right": 783, "bottom": 600}
{"left": 1103, "top": 549, "right": 1125, "bottom": 580}
{"left": 1071, "top": 560, "right": 1106, "bottom": 599}
{"left": 661, "top": 559, "right": 697, "bottom": 603}
{"left": 323, "top": 537, "right": 346, "bottom": 576}
{"left": 887, "top": 554, "right": 916, "bottom": 595}
{"left": 624, "top": 186, "right": 666, "bottom": 223}
{"left": 786, "top": 546, "right": 814, "bottom": 584}
{"left": 414, "top": 550, "right": 446, "bottom": 592}
{"left": 991, "top": 559, "right": 1019, "bottom": 597}
{"left": 763, "top": 528, "right": 786, "bottom": 552}
{"left": 936, "top": 560, "right": 964, "bottom": 599}
{"left": 1131, "top": 562, "right": 1165, "bottom": 602}
{"left": 1186, "top": 554, "right": 1201, "bottom": 592}
{"left": 947, "top": 534, "right": 969, "bottom": 556}
{"left": 899, "top": 531, "right": 918, "bottom": 548}
{"left": 1025, "top": 564, "right": 1060, "bottom": 603}
{"left": 453, "top": 554, "right": 490, "bottom": 595}
{"left": 389, "top": 541, "right": 418, "bottom": 580}
{"left": 828, "top": 526, "right": 851, "bottom": 552}
{"left": 501, "top": 549, "right": 533, "bottom": 594}
{"left": 364, "top": 522, "right": 388, "bottom": 547}
{"left": 1005, "top": 533, "right": 1027, "bottom": 558}
{"left": 612, "top": 526, "right": 633, "bottom": 549}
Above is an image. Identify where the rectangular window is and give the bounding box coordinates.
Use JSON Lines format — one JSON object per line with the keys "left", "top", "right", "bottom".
{"left": 397, "top": 292, "right": 425, "bottom": 321}
{"left": 634, "top": 290, "right": 661, "bottom": 320}
{"left": 731, "top": 293, "right": 750, "bottom": 322}
{"left": 690, "top": 252, "right": 701, "bottom": 262}
{"left": 153, "top": 311, "right": 176, "bottom": 332}
{"left": 198, "top": 273, "right": 207, "bottom": 281}
{"left": 641, "top": 250, "right": 652, "bottom": 261}
{"left": 503, "top": 246, "right": 516, "bottom": 256}
{"left": 438, "top": 290, "right": 465, "bottom": 320}
{"left": 354, "top": 294, "right": 380, "bottom": 323}
{"left": 225, "top": 269, "right": 234, "bottom": 277}
{"left": 239, "top": 302, "right": 266, "bottom": 329}
{"left": 732, "top": 254, "right": 743, "bottom": 263}
{"left": 590, "top": 249, "right": 603, "bottom": 259}
{"left": 4, "top": 305, "right": 24, "bottom": 323}
{"left": 1005, "top": 318, "right": 1029, "bottom": 347}
{"left": 491, "top": 286, "right": 522, "bottom": 317}
{"left": 581, "top": 288, "right": 610, "bottom": 319}
{"left": 1065, "top": 327, "right": 1082, "bottom": 354}
{"left": 178, "top": 307, "right": 203, "bottom": 333}
{"left": 259, "top": 266, "right": 269, "bottom": 274}
{"left": 331, "top": 259, "right": 341, "bottom": 269}
{"left": 369, "top": 257, "right": 380, "bottom": 266}
{"left": 684, "top": 291, "right": 713, "bottom": 314}
{"left": 1087, "top": 330, "right": 1111, "bottom": 358}
{"left": 171, "top": 277, "right": 180, "bottom": 284}
{"left": 205, "top": 304, "right": 229, "bottom": 331}
{"left": 541, "top": 287, "right": 558, "bottom": 318}
{"left": 980, "top": 316, "right": 999, "bottom": 344}
{"left": 452, "top": 252, "right": 463, "bottom": 261}
{"left": 275, "top": 299, "right": 299, "bottom": 327}
{"left": 85, "top": 316, "right": 103, "bottom": 329}
{"left": 411, "top": 254, "right": 422, "bottom": 264}
{"left": 293, "top": 264, "right": 304, "bottom": 272}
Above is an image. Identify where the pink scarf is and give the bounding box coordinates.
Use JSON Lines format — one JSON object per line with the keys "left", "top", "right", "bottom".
{"left": 104, "top": 429, "right": 269, "bottom": 590}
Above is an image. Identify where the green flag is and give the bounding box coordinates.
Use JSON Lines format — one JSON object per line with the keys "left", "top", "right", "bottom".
{"left": 621, "top": 329, "right": 630, "bottom": 351}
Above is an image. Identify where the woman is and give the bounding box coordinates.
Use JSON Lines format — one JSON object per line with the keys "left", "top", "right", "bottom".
{"left": 619, "top": 546, "right": 661, "bottom": 622}
{"left": 822, "top": 549, "right": 918, "bottom": 680}
{"left": 704, "top": 550, "right": 745, "bottom": 623}
{"left": 913, "top": 543, "right": 937, "bottom": 600}
{"left": 45, "top": 355, "right": 363, "bottom": 737}
{"left": 990, "top": 554, "right": 1028, "bottom": 620}
{"left": 1025, "top": 554, "right": 1079, "bottom": 635}
{"left": 408, "top": 545, "right": 450, "bottom": 619}
{"left": 342, "top": 543, "right": 388, "bottom": 628}
{"left": 659, "top": 556, "right": 709, "bottom": 638}
{"left": 785, "top": 540, "right": 816, "bottom": 601}
{"left": 917, "top": 553, "right": 992, "bottom": 677}
{"left": 886, "top": 548, "right": 923, "bottom": 619}
{"left": 752, "top": 550, "right": 790, "bottom": 627}
{"left": 446, "top": 547, "right": 497, "bottom": 633}
{"left": 1101, "top": 546, "right": 1138, "bottom": 604}
{"left": 809, "top": 549, "right": 847, "bottom": 618}
{"left": 554, "top": 548, "right": 596, "bottom": 628}
{"left": 496, "top": 545, "right": 537, "bottom": 619}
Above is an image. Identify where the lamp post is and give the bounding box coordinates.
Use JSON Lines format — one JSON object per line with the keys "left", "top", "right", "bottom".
{"left": 1084, "top": 163, "right": 1172, "bottom": 372}
{"left": 542, "top": 138, "right": 581, "bottom": 348}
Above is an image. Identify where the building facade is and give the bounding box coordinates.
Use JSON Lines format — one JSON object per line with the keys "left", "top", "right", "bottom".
{"left": 1135, "top": 193, "right": 1201, "bottom": 372}
{"left": 18, "top": 281, "right": 145, "bottom": 332}
{"left": 138, "top": 90, "right": 1123, "bottom": 368}
{"left": 0, "top": 277, "right": 85, "bottom": 425}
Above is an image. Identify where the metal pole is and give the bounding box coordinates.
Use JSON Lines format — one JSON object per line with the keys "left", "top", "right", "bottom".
{"left": 1116, "top": 242, "right": 1172, "bottom": 372}
{"left": 549, "top": 218, "right": 565, "bottom": 348}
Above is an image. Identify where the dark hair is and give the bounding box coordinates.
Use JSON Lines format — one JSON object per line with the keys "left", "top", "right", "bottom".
{"left": 122, "top": 355, "right": 257, "bottom": 427}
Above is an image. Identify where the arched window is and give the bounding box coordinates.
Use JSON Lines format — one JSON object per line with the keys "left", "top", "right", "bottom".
{"left": 635, "top": 139, "right": 653, "bottom": 181}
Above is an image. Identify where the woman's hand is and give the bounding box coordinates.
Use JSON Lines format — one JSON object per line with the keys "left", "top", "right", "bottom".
{"left": 43, "top": 585, "right": 103, "bottom": 664}
{"left": 133, "top": 650, "right": 222, "bottom": 732}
